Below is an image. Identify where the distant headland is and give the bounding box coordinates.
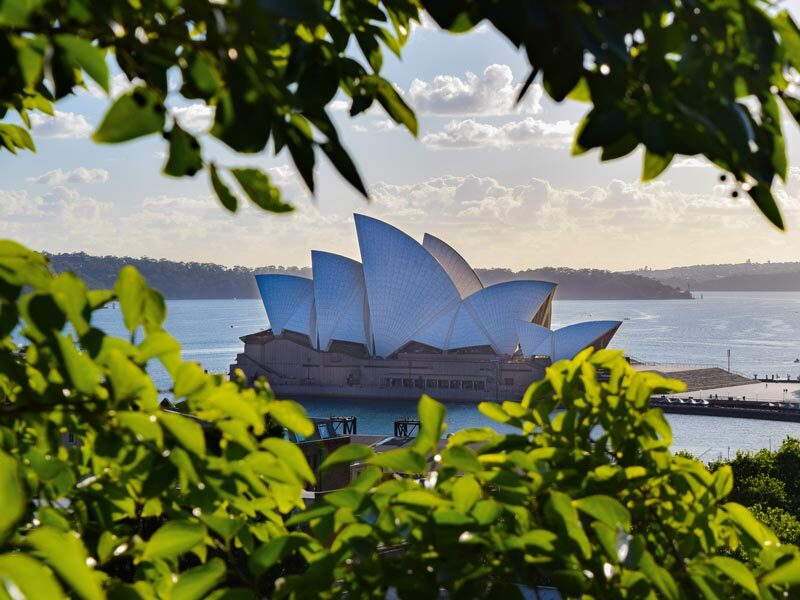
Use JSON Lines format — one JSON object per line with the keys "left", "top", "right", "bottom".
{"left": 630, "top": 261, "right": 800, "bottom": 292}
{"left": 46, "top": 252, "right": 691, "bottom": 301}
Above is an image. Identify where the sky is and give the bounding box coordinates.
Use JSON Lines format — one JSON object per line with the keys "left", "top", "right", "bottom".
{"left": 3, "top": 9, "right": 800, "bottom": 271}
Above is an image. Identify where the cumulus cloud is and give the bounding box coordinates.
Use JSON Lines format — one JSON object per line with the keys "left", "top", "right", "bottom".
{"left": 27, "top": 167, "right": 109, "bottom": 185}
{"left": 422, "top": 118, "right": 575, "bottom": 149}
{"left": 0, "top": 186, "right": 110, "bottom": 223}
{"left": 406, "top": 64, "right": 542, "bottom": 116}
{"left": 30, "top": 111, "right": 93, "bottom": 139}
{"left": 171, "top": 104, "right": 215, "bottom": 132}
{"left": 8, "top": 170, "right": 799, "bottom": 271}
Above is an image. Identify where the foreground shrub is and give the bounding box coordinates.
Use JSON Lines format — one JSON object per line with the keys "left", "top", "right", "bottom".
{"left": 1, "top": 241, "right": 799, "bottom": 599}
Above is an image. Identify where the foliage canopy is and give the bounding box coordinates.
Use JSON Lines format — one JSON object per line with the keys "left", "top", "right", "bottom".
{"left": 2, "top": 242, "right": 800, "bottom": 598}
{"left": 1, "top": 1, "right": 800, "bottom": 226}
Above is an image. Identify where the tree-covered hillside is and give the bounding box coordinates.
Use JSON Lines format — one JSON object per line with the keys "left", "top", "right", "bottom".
{"left": 631, "top": 262, "right": 800, "bottom": 291}
{"left": 47, "top": 252, "right": 690, "bottom": 300}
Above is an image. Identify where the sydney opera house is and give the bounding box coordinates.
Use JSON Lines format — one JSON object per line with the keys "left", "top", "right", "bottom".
{"left": 230, "top": 215, "right": 621, "bottom": 402}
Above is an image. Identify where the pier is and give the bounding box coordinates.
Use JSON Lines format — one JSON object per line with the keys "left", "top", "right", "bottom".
{"left": 650, "top": 396, "right": 800, "bottom": 423}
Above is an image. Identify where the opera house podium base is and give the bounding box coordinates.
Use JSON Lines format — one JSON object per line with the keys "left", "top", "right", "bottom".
{"left": 230, "top": 330, "right": 551, "bottom": 404}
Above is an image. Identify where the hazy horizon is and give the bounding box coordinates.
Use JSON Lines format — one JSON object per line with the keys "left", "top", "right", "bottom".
{"left": 45, "top": 247, "right": 800, "bottom": 275}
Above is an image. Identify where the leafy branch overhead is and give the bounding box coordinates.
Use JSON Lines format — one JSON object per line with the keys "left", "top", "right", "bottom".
{"left": 2, "top": 1, "right": 800, "bottom": 226}
{"left": 0, "top": 0, "right": 419, "bottom": 214}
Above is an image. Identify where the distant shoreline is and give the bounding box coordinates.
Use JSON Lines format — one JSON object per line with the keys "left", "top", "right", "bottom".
{"left": 47, "top": 251, "right": 692, "bottom": 301}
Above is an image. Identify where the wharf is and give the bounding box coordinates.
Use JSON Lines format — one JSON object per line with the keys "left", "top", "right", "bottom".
{"left": 650, "top": 396, "right": 800, "bottom": 423}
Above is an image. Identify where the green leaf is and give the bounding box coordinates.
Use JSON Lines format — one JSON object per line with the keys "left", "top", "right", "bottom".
{"left": 395, "top": 490, "right": 450, "bottom": 507}
{"left": 159, "top": 411, "right": 206, "bottom": 457}
{"left": 117, "top": 411, "right": 163, "bottom": 446}
{"left": 210, "top": 164, "right": 237, "bottom": 212}
{"left": 545, "top": 490, "right": 591, "bottom": 559}
{"left": 55, "top": 332, "right": 101, "bottom": 394}
{"left": 0, "top": 123, "right": 35, "bottom": 153}
{"left": 440, "top": 445, "right": 481, "bottom": 473}
{"left": 172, "top": 558, "right": 226, "bottom": 600}
{"left": 164, "top": 124, "right": 203, "bottom": 177}
{"left": 267, "top": 400, "right": 313, "bottom": 437}
{"left": 231, "top": 168, "right": 294, "bottom": 213}
{"left": 29, "top": 527, "right": 104, "bottom": 600}
{"left": 114, "top": 265, "right": 147, "bottom": 332}
{"left": 141, "top": 520, "right": 206, "bottom": 562}
{"left": 55, "top": 34, "right": 108, "bottom": 92}
{"left": 707, "top": 557, "right": 759, "bottom": 597}
{"left": 761, "top": 555, "right": 800, "bottom": 586}
{"left": 248, "top": 533, "right": 310, "bottom": 577}
{"left": 478, "top": 402, "right": 512, "bottom": 424}
{"left": 93, "top": 87, "right": 165, "bottom": 143}
{"left": 642, "top": 150, "right": 673, "bottom": 181}
{"left": 375, "top": 78, "right": 417, "bottom": 136}
{"left": 748, "top": 184, "right": 784, "bottom": 230}
{"left": 413, "top": 394, "right": 445, "bottom": 455}
{"left": 724, "top": 502, "right": 779, "bottom": 546}
{"left": 573, "top": 495, "right": 631, "bottom": 530}
{"left": 0, "top": 452, "right": 24, "bottom": 543}
{"left": 639, "top": 551, "right": 679, "bottom": 600}
{"left": 318, "top": 443, "right": 374, "bottom": 471}
{"left": 262, "top": 437, "right": 315, "bottom": 484}
{"left": 173, "top": 362, "right": 207, "bottom": 398}
{"left": 51, "top": 271, "right": 89, "bottom": 335}
{"left": 0, "top": 554, "right": 64, "bottom": 599}
{"left": 369, "top": 447, "right": 426, "bottom": 473}
{"left": 320, "top": 140, "right": 368, "bottom": 198}
{"left": 451, "top": 474, "right": 482, "bottom": 513}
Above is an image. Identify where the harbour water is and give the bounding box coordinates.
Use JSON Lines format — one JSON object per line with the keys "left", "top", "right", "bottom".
{"left": 89, "top": 291, "right": 800, "bottom": 459}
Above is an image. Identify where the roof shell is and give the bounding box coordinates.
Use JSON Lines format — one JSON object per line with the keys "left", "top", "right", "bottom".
{"left": 255, "top": 274, "right": 314, "bottom": 337}
{"left": 423, "top": 233, "right": 483, "bottom": 299}
{"left": 311, "top": 251, "right": 368, "bottom": 350}
{"left": 534, "top": 320, "right": 622, "bottom": 362}
{"left": 516, "top": 321, "right": 553, "bottom": 358}
{"left": 355, "top": 214, "right": 461, "bottom": 357}
{"left": 463, "top": 280, "right": 557, "bottom": 355}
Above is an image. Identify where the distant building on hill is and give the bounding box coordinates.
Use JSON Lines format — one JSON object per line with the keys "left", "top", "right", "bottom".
{"left": 230, "top": 215, "right": 621, "bottom": 402}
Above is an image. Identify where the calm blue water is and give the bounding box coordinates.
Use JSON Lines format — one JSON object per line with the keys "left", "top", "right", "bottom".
{"left": 87, "top": 292, "right": 800, "bottom": 458}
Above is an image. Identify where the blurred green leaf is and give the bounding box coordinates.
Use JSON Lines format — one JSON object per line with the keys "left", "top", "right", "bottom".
{"left": 55, "top": 34, "right": 108, "bottom": 92}
{"left": 29, "top": 527, "right": 104, "bottom": 600}
{"left": 172, "top": 557, "right": 226, "bottom": 600}
{"left": 0, "top": 554, "right": 64, "bottom": 598}
{"left": 231, "top": 168, "right": 294, "bottom": 213}
{"left": 160, "top": 411, "right": 206, "bottom": 457}
{"left": 164, "top": 124, "right": 203, "bottom": 177}
{"left": 210, "top": 164, "right": 237, "bottom": 212}
{"left": 319, "top": 443, "right": 374, "bottom": 471}
{"left": 0, "top": 452, "right": 24, "bottom": 543}
{"left": 93, "top": 87, "right": 165, "bottom": 143}
{"left": 267, "top": 400, "right": 313, "bottom": 437}
{"left": 573, "top": 495, "right": 631, "bottom": 530}
{"left": 141, "top": 520, "right": 206, "bottom": 562}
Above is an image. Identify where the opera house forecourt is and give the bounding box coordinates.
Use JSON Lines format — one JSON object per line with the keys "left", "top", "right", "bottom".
{"left": 230, "top": 214, "right": 621, "bottom": 402}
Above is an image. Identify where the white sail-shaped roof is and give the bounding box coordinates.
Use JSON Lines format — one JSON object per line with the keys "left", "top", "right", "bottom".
{"left": 447, "top": 304, "right": 493, "bottom": 350}
{"left": 355, "top": 214, "right": 461, "bottom": 357}
{"left": 516, "top": 321, "right": 553, "bottom": 358}
{"left": 533, "top": 320, "right": 622, "bottom": 362}
{"left": 255, "top": 274, "right": 314, "bottom": 337}
{"left": 311, "top": 251, "right": 368, "bottom": 350}
{"left": 408, "top": 302, "right": 460, "bottom": 350}
{"left": 423, "top": 233, "right": 483, "bottom": 299}
{"left": 464, "top": 281, "right": 557, "bottom": 355}
{"left": 255, "top": 216, "right": 620, "bottom": 361}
